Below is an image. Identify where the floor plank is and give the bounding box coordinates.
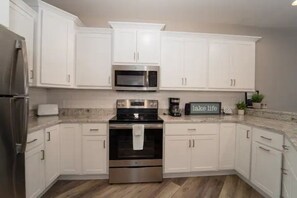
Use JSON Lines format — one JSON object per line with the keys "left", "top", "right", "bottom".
{"left": 42, "top": 175, "right": 264, "bottom": 198}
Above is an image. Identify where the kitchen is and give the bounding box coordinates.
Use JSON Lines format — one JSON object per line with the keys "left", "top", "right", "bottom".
{"left": 1, "top": 0, "right": 297, "bottom": 197}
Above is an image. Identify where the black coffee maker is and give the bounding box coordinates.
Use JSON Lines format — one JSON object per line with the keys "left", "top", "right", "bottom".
{"left": 169, "top": 98, "right": 182, "bottom": 117}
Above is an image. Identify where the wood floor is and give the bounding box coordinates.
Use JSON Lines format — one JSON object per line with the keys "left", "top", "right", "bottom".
{"left": 42, "top": 175, "right": 263, "bottom": 198}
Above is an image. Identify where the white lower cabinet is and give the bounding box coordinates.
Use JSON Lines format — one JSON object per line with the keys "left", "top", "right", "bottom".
{"left": 60, "top": 124, "right": 81, "bottom": 175}
{"left": 219, "top": 123, "right": 236, "bottom": 170}
{"left": 25, "top": 144, "right": 45, "bottom": 198}
{"left": 82, "top": 136, "right": 107, "bottom": 174}
{"left": 164, "top": 136, "right": 191, "bottom": 173}
{"left": 251, "top": 142, "right": 282, "bottom": 197}
{"left": 164, "top": 131, "right": 218, "bottom": 173}
{"left": 44, "top": 125, "right": 60, "bottom": 187}
{"left": 282, "top": 138, "right": 297, "bottom": 198}
{"left": 235, "top": 124, "right": 252, "bottom": 179}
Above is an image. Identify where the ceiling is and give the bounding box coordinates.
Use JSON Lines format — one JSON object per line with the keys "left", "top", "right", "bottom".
{"left": 43, "top": 0, "right": 297, "bottom": 28}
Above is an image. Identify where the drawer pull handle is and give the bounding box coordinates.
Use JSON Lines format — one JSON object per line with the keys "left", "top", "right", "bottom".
{"left": 27, "top": 139, "right": 37, "bottom": 144}
{"left": 41, "top": 150, "right": 45, "bottom": 160}
{"left": 193, "top": 139, "right": 195, "bottom": 148}
{"left": 189, "top": 139, "right": 191, "bottom": 148}
{"left": 259, "top": 146, "right": 270, "bottom": 152}
{"left": 246, "top": 130, "right": 250, "bottom": 139}
{"left": 90, "top": 129, "right": 99, "bottom": 131}
{"left": 103, "top": 140, "right": 106, "bottom": 149}
{"left": 47, "top": 132, "right": 51, "bottom": 141}
{"left": 188, "top": 129, "right": 197, "bottom": 131}
{"left": 260, "top": 136, "right": 272, "bottom": 141}
{"left": 283, "top": 145, "right": 289, "bottom": 151}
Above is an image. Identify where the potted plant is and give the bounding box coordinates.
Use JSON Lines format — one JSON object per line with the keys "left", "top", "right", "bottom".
{"left": 251, "top": 93, "right": 264, "bottom": 109}
{"left": 236, "top": 101, "right": 246, "bottom": 115}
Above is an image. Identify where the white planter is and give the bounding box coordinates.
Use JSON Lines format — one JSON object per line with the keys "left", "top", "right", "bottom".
{"left": 238, "top": 109, "right": 245, "bottom": 115}
{"left": 253, "top": 102, "right": 262, "bottom": 109}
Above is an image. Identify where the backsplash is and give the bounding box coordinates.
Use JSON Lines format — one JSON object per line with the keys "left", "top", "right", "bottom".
{"left": 46, "top": 89, "right": 245, "bottom": 110}
{"left": 29, "top": 88, "right": 48, "bottom": 110}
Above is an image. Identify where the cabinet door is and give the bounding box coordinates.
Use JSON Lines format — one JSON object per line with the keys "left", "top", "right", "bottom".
{"left": 219, "top": 124, "right": 236, "bottom": 170}
{"left": 112, "top": 29, "right": 137, "bottom": 64}
{"left": 9, "top": 1, "right": 35, "bottom": 84}
{"left": 160, "top": 36, "right": 184, "bottom": 89}
{"left": 251, "top": 142, "right": 282, "bottom": 198}
{"left": 82, "top": 136, "right": 107, "bottom": 174}
{"left": 184, "top": 38, "right": 208, "bottom": 88}
{"left": 76, "top": 32, "right": 112, "bottom": 88}
{"left": 235, "top": 124, "right": 252, "bottom": 179}
{"left": 231, "top": 42, "right": 255, "bottom": 90}
{"left": 137, "top": 30, "right": 160, "bottom": 64}
{"left": 40, "top": 10, "right": 71, "bottom": 86}
{"left": 0, "top": 0, "right": 9, "bottom": 27}
{"left": 164, "top": 136, "right": 191, "bottom": 173}
{"left": 60, "top": 124, "right": 81, "bottom": 175}
{"left": 282, "top": 157, "right": 291, "bottom": 198}
{"left": 25, "top": 144, "right": 45, "bottom": 198}
{"left": 291, "top": 172, "right": 297, "bottom": 198}
{"left": 191, "top": 135, "right": 219, "bottom": 171}
{"left": 44, "top": 125, "right": 60, "bottom": 187}
{"left": 208, "top": 41, "right": 232, "bottom": 89}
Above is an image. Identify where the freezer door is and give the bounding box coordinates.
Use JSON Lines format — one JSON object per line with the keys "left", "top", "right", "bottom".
{"left": 0, "top": 25, "right": 28, "bottom": 96}
{"left": 0, "top": 97, "right": 29, "bottom": 198}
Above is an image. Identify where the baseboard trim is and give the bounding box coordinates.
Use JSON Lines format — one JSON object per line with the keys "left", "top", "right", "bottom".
{"left": 164, "top": 170, "right": 236, "bottom": 178}
{"left": 59, "top": 174, "right": 109, "bottom": 180}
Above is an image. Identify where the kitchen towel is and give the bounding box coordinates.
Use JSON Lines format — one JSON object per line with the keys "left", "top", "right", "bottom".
{"left": 132, "top": 124, "right": 144, "bottom": 150}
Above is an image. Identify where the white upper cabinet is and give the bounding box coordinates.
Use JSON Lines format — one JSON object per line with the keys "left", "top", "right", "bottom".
{"left": 110, "top": 22, "right": 165, "bottom": 65}
{"left": 208, "top": 39, "right": 258, "bottom": 91}
{"left": 76, "top": 28, "right": 112, "bottom": 88}
{"left": 9, "top": 0, "right": 36, "bottom": 85}
{"left": 161, "top": 32, "right": 208, "bottom": 90}
{"left": 0, "top": 0, "right": 9, "bottom": 27}
{"left": 24, "top": 0, "right": 82, "bottom": 88}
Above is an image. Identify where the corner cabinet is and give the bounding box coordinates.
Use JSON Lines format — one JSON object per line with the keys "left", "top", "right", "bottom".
{"left": 9, "top": 0, "right": 36, "bottom": 84}
{"left": 208, "top": 39, "right": 257, "bottom": 91}
{"left": 76, "top": 28, "right": 112, "bottom": 89}
{"left": 235, "top": 124, "right": 252, "bottom": 179}
{"left": 0, "top": 0, "right": 9, "bottom": 27}
{"left": 109, "top": 22, "right": 165, "bottom": 65}
{"left": 24, "top": 0, "right": 83, "bottom": 88}
{"left": 160, "top": 32, "right": 208, "bottom": 90}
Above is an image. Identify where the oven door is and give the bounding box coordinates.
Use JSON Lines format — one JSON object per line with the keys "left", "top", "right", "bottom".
{"left": 109, "top": 124, "right": 163, "bottom": 167}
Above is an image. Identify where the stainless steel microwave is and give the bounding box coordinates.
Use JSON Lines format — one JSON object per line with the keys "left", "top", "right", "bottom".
{"left": 112, "top": 65, "right": 159, "bottom": 91}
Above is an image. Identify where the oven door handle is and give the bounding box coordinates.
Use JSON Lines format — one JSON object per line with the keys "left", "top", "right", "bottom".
{"left": 109, "top": 123, "right": 163, "bottom": 130}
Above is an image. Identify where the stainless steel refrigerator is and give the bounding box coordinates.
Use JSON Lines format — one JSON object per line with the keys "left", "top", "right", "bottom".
{"left": 0, "top": 25, "right": 29, "bottom": 197}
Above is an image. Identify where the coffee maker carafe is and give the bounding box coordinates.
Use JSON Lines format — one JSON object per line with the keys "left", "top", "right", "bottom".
{"left": 169, "top": 98, "right": 182, "bottom": 117}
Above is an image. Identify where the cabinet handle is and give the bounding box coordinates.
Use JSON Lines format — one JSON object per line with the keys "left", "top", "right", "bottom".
{"left": 188, "top": 128, "right": 197, "bottom": 131}
{"left": 90, "top": 128, "right": 99, "bottom": 132}
{"left": 67, "top": 74, "right": 71, "bottom": 82}
{"left": 47, "top": 132, "right": 51, "bottom": 141}
{"left": 41, "top": 150, "right": 45, "bottom": 160}
{"left": 137, "top": 52, "right": 139, "bottom": 61}
{"left": 189, "top": 139, "right": 191, "bottom": 148}
{"left": 259, "top": 146, "right": 270, "bottom": 152}
{"left": 283, "top": 145, "right": 289, "bottom": 151}
{"left": 108, "top": 76, "right": 111, "bottom": 85}
{"left": 134, "top": 52, "right": 136, "bottom": 61}
{"left": 103, "top": 140, "right": 106, "bottom": 149}
{"left": 193, "top": 139, "right": 195, "bottom": 148}
{"left": 182, "top": 78, "right": 184, "bottom": 85}
{"left": 246, "top": 130, "right": 250, "bottom": 139}
{"left": 234, "top": 79, "right": 236, "bottom": 86}
{"left": 30, "top": 70, "right": 34, "bottom": 79}
{"left": 185, "top": 78, "right": 187, "bottom": 86}
{"left": 230, "top": 79, "right": 233, "bottom": 86}
{"left": 27, "top": 139, "right": 37, "bottom": 144}
{"left": 281, "top": 168, "right": 288, "bottom": 175}
{"left": 260, "top": 136, "right": 272, "bottom": 141}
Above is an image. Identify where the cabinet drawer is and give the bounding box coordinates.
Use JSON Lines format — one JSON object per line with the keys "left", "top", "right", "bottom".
{"left": 82, "top": 124, "right": 107, "bottom": 135}
{"left": 253, "top": 128, "right": 283, "bottom": 150}
{"left": 26, "top": 130, "right": 44, "bottom": 152}
{"left": 165, "top": 123, "right": 218, "bottom": 135}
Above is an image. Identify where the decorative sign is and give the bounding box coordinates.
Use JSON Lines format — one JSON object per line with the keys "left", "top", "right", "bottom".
{"left": 185, "top": 102, "right": 221, "bottom": 115}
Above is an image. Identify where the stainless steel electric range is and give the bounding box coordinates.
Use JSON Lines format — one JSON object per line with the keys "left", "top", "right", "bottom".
{"left": 109, "top": 99, "right": 163, "bottom": 184}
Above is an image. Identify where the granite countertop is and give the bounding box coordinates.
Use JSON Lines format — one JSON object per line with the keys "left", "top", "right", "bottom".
{"left": 160, "top": 114, "right": 297, "bottom": 148}
{"left": 28, "top": 114, "right": 114, "bottom": 133}
{"left": 28, "top": 114, "right": 297, "bottom": 150}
